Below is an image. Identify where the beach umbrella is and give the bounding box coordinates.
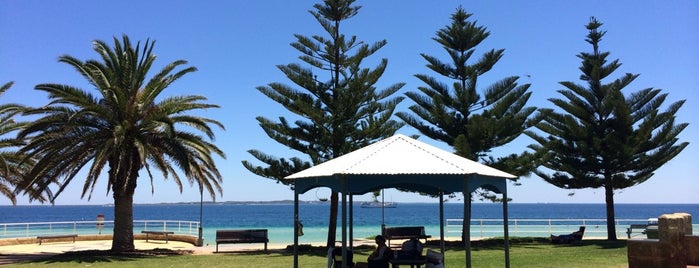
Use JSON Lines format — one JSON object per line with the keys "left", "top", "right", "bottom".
{"left": 285, "top": 134, "right": 517, "bottom": 268}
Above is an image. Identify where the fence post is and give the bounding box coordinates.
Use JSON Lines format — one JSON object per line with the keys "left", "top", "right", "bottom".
{"left": 478, "top": 220, "right": 482, "bottom": 238}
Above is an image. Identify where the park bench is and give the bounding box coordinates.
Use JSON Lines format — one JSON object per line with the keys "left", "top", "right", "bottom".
{"left": 141, "top": 230, "right": 175, "bottom": 243}
{"left": 37, "top": 234, "right": 78, "bottom": 245}
{"left": 627, "top": 224, "right": 649, "bottom": 239}
{"left": 382, "top": 226, "right": 431, "bottom": 248}
{"left": 215, "top": 229, "right": 269, "bottom": 253}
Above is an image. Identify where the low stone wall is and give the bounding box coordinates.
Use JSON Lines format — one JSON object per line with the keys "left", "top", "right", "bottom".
{"left": 628, "top": 239, "right": 662, "bottom": 267}
{"left": 0, "top": 234, "right": 197, "bottom": 247}
{"left": 134, "top": 234, "right": 199, "bottom": 245}
{"left": 0, "top": 237, "right": 36, "bottom": 247}
{"left": 687, "top": 235, "right": 699, "bottom": 265}
{"left": 627, "top": 212, "right": 696, "bottom": 268}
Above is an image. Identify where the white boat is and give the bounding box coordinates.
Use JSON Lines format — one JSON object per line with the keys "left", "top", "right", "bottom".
{"left": 361, "top": 189, "right": 397, "bottom": 208}
{"left": 360, "top": 201, "right": 397, "bottom": 208}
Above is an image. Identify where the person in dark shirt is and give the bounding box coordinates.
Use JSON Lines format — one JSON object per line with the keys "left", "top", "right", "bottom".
{"left": 354, "top": 235, "right": 392, "bottom": 268}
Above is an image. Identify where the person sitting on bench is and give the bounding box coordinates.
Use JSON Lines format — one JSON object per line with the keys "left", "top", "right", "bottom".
{"left": 551, "top": 226, "right": 585, "bottom": 244}
{"left": 354, "top": 235, "right": 393, "bottom": 268}
{"left": 399, "top": 237, "right": 424, "bottom": 257}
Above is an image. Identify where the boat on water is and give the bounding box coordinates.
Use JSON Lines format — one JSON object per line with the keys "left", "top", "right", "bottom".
{"left": 360, "top": 201, "right": 397, "bottom": 208}
{"left": 361, "top": 189, "right": 396, "bottom": 208}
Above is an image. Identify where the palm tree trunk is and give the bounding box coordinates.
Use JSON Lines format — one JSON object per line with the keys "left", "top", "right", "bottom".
{"left": 111, "top": 192, "right": 136, "bottom": 252}
{"left": 326, "top": 191, "right": 338, "bottom": 248}
{"left": 604, "top": 184, "right": 617, "bottom": 240}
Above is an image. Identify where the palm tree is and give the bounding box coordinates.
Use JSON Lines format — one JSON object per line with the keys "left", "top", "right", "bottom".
{"left": 0, "top": 81, "right": 39, "bottom": 205}
{"left": 15, "top": 36, "right": 225, "bottom": 252}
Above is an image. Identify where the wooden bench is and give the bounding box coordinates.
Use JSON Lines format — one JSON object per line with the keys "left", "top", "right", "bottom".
{"left": 141, "top": 230, "right": 175, "bottom": 243}
{"left": 383, "top": 226, "right": 431, "bottom": 248}
{"left": 37, "top": 234, "right": 78, "bottom": 245}
{"left": 627, "top": 224, "right": 648, "bottom": 239}
{"left": 215, "top": 229, "right": 268, "bottom": 253}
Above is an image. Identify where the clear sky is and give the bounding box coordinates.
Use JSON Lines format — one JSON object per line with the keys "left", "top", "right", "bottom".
{"left": 1, "top": 1, "right": 697, "bottom": 206}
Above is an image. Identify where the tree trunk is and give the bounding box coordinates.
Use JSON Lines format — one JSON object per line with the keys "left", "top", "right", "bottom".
{"left": 604, "top": 184, "right": 617, "bottom": 240}
{"left": 326, "top": 191, "right": 338, "bottom": 248}
{"left": 109, "top": 154, "right": 139, "bottom": 253}
{"left": 111, "top": 192, "right": 135, "bottom": 252}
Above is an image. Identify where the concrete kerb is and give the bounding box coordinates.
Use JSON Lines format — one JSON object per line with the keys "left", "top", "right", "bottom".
{"left": 0, "top": 234, "right": 198, "bottom": 247}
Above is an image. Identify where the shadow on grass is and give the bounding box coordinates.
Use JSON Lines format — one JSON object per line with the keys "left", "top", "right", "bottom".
{"left": 425, "top": 237, "right": 627, "bottom": 251}
{"left": 426, "top": 237, "right": 553, "bottom": 251}
{"left": 26, "top": 248, "right": 193, "bottom": 265}
{"left": 212, "top": 244, "right": 375, "bottom": 258}
{"left": 572, "top": 239, "right": 627, "bottom": 249}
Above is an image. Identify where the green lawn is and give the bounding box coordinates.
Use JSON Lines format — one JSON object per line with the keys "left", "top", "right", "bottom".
{"left": 5, "top": 239, "right": 628, "bottom": 268}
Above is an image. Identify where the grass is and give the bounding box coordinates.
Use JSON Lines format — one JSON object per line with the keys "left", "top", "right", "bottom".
{"left": 469, "top": 239, "right": 628, "bottom": 268}
{"left": 3, "top": 238, "right": 628, "bottom": 268}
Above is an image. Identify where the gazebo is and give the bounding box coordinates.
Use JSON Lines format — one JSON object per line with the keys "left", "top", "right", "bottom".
{"left": 285, "top": 134, "right": 517, "bottom": 268}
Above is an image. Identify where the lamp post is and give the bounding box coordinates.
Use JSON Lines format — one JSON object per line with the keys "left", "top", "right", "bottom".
{"left": 197, "top": 183, "right": 204, "bottom": 247}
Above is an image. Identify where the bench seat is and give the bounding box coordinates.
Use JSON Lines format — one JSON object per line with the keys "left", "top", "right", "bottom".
{"left": 37, "top": 234, "right": 78, "bottom": 245}
{"left": 141, "top": 230, "right": 175, "bottom": 243}
{"left": 383, "top": 226, "right": 431, "bottom": 248}
{"left": 627, "top": 224, "right": 659, "bottom": 239}
{"left": 215, "top": 229, "right": 268, "bottom": 252}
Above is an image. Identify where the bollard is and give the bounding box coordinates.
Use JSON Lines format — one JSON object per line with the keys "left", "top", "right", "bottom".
{"left": 658, "top": 213, "right": 690, "bottom": 268}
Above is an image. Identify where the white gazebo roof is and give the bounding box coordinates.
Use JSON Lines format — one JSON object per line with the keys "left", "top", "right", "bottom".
{"left": 285, "top": 134, "right": 516, "bottom": 195}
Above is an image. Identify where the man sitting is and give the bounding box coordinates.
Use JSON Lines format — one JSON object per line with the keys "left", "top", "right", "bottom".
{"left": 398, "top": 237, "right": 424, "bottom": 258}
{"left": 354, "top": 235, "right": 392, "bottom": 268}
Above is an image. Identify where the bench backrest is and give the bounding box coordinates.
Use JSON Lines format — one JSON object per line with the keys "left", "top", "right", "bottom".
{"left": 383, "top": 226, "right": 426, "bottom": 238}
{"left": 216, "top": 229, "right": 268, "bottom": 241}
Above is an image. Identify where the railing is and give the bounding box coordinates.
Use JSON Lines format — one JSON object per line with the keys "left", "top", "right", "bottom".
{"left": 3, "top": 219, "right": 698, "bottom": 241}
{"left": 0, "top": 220, "right": 200, "bottom": 239}
{"left": 446, "top": 218, "right": 699, "bottom": 238}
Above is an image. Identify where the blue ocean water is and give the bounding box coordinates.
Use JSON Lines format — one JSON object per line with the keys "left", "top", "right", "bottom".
{"left": 1, "top": 202, "right": 697, "bottom": 245}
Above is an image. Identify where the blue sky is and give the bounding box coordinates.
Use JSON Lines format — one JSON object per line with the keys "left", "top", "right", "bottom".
{"left": 1, "top": 1, "right": 697, "bottom": 206}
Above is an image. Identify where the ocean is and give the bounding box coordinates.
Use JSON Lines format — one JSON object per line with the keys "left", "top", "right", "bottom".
{"left": 1, "top": 202, "right": 697, "bottom": 245}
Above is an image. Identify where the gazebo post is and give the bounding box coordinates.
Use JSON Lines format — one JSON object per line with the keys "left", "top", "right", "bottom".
{"left": 293, "top": 191, "right": 299, "bottom": 268}
{"left": 464, "top": 178, "right": 472, "bottom": 268}
{"left": 349, "top": 194, "right": 354, "bottom": 250}
{"left": 439, "top": 192, "right": 445, "bottom": 255}
{"left": 341, "top": 176, "right": 348, "bottom": 268}
{"left": 503, "top": 190, "right": 511, "bottom": 268}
